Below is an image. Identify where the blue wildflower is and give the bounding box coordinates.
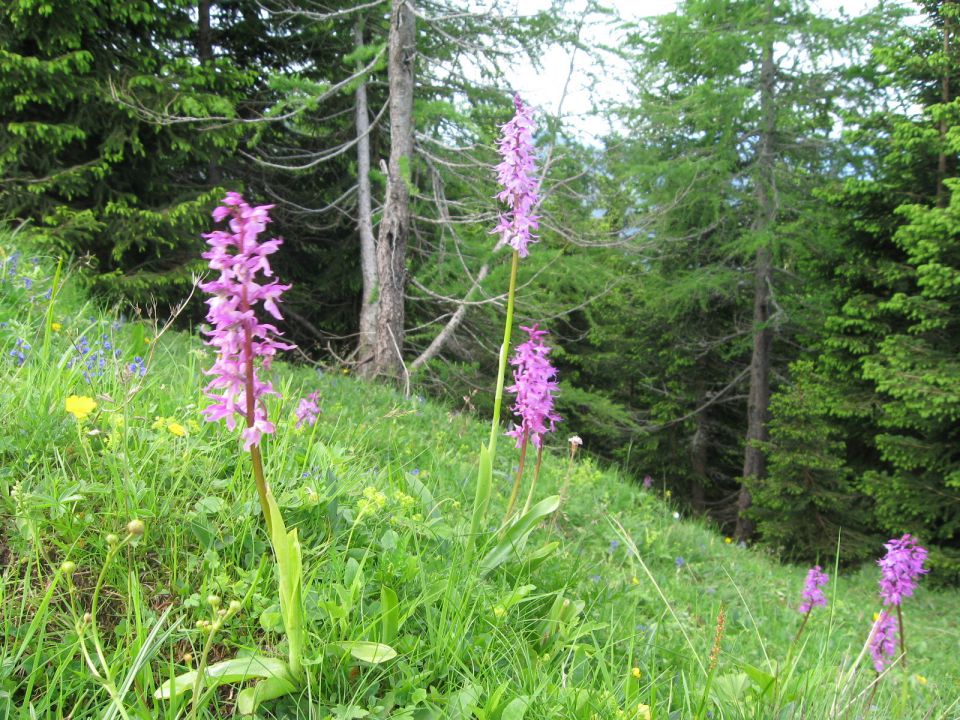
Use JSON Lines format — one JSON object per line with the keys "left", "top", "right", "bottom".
{"left": 127, "top": 356, "right": 147, "bottom": 377}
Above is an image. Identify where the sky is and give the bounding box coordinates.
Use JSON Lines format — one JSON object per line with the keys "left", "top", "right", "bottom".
{"left": 509, "top": 0, "right": 894, "bottom": 138}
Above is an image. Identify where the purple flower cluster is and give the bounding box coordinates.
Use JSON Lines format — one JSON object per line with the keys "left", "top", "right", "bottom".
{"left": 870, "top": 611, "right": 899, "bottom": 672}
{"left": 295, "top": 391, "right": 320, "bottom": 429}
{"left": 8, "top": 337, "right": 29, "bottom": 366}
{"left": 3, "top": 251, "right": 19, "bottom": 279}
{"left": 798, "top": 565, "right": 829, "bottom": 614}
{"left": 878, "top": 534, "right": 928, "bottom": 607}
{"left": 127, "top": 355, "right": 147, "bottom": 377}
{"left": 493, "top": 95, "right": 540, "bottom": 258}
{"left": 506, "top": 324, "right": 560, "bottom": 449}
{"left": 67, "top": 333, "right": 122, "bottom": 382}
{"left": 199, "top": 192, "right": 293, "bottom": 451}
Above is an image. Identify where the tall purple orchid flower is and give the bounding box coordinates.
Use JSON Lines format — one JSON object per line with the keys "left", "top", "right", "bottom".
{"left": 792, "top": 565, "right": 829, "bottom": 644}
{"left": 876, "top": 533, "right": 927, "bottom": 667}
{"left": 295, "top": 391, "right": 320, "bottom": 429}
{"left": 870, "top": 611, "right": 899, "bottom": 673}
{"left": 506, "top": 324, "right": 561, "bottom": 449}
{"left": 200, "top": 192, "right": 293, "bottom": 451}
{"left": 494, "top": 95, "right": 540, "bottom": 258}
{"left": 798, "top": 565, "right": 829, "bottom": 614}
{"left": 878, "top": 534, "right": 928, "bottom": 607}
{"left": 467, "top": 95, "right": 542, "bottom": 559}
{"left": 199, "top": 192, "right": 293, "bottom": 533}
{"left": 501, "top": 324, "right": 561, "bottom": 522}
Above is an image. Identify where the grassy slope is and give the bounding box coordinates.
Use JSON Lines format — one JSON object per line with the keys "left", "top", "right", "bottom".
{"left": 0, "top": 237, "right": 958, "bottom": 719}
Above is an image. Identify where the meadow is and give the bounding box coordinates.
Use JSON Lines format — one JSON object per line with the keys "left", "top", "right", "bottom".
{"left": 0, "top": 226, "right": 957, "bottom": 719}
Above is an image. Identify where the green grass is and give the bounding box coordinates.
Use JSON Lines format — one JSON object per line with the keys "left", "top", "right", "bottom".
{"left": 1, "top": 235, "right": 958, "bottom": 719}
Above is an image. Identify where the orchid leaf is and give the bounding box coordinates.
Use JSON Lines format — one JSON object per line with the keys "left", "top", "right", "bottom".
{"left": 236, "top": 675, "right": 299, "bottom": 716}
{"left": 334, "top": 641, "right": 398, "bottom": 663}
{"left": 381, "top": 586, "right": 399, "bottom": 644}
{"left": 266, "top": 489, "right": 304, "bottom": 680}
{"left": 465, "top": 444, "right": 492, "bottom": 562}
{"left": 480, "top": 495, "right": 560, "bottom": 577}
{"left": 154, "top": 655, "right": 293, "bottom": 699}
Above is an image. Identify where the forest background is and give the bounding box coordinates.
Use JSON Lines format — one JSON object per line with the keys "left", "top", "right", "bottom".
{"left": 3, "top": 0, "right": 960, "bottom": 581}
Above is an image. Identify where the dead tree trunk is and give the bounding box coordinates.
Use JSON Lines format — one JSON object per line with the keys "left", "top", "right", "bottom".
{"left": 735, "top": 32, "right": 778, "bottom": 541}
{"left": 372, "top": 0, "right": 415, "bottom": 380}
{"left": 354, "top": 18, "right": 379, "bottom": 374}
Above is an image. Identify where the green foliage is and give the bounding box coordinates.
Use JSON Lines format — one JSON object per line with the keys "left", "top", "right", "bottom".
{"left": 753, "top": 361, "right": 873, "bottom": 561}
{"left": 0, "top": 0, "right": 253, "bottom": 306}
{"left": 803, "top": 0, "right": 960, "bottom": 580}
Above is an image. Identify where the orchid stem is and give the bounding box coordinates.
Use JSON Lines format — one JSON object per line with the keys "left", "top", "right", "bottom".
{"left": 488, "top": 250, "right": 520, "bottom": 460}
{"left": 502, "top": 433, "right": 529, "bottom": 525}
{"left": 250, "top": 445, "right": 273, "bottom": 536}
{"left": 897, "top": 604, "right": 906, "bottom": 668}
{"left": 242, "top": 284, "right": 273, "bottom": 537}
{"left": 792, "top": 608, "right": 812, "bottom": 646}
{"left": 521, "top": 445, "right": 544, "bottom": 516}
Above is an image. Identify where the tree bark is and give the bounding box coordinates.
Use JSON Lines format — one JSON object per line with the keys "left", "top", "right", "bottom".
{"left": 198, "top": 0, "right": 212, "bottom": 63}
{"left": 197, "top": 0, "right": 221, "bottom": 185}
{"left": 937, "top": 6, "right": 952, "bottom": 208}
{"left": 354, "top": 18, "right": 379, "bottom": 375}
{"left": 735, "top": 31, "right": 778, "bottom": 540}
{"left": 690, "top": 370, "right": 708, "bottom": 513}
{"left": 372, "top": 0, "right": 415, "bottom": 380}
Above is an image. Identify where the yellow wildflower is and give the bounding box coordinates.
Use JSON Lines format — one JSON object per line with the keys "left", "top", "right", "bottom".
{"left": 65, "top": 395, "right": 97, "bottom": 420}
{"left": 631, "top": 576, "right": 640, "bottom": 585}
{"left": 915, "top": 674, "right": 928, "bottom": 686}
{"left": 51, "top": 322, "right": 62, "bottom": 331}
{"left": 724, "top": 537, "right": 733, "bottom": 544}
{"left": 167, "top": 422, "right": 187, "bottom": 437}
{"left": 632, "top": 667, "right": 641, "bottom": 679}
{"left": 664, "top": 490, "right": 672, "bottom": 498}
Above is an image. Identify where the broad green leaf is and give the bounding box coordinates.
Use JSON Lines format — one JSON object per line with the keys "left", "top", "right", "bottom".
{"left": 266, "top": 490, "right": 304, "bottom": 679}
{"left": 480, "top": 495, "right": 561, "bottom": 576}
{"left": 740, "top": 662, "right": 776, "bottom": 696}
{"left": 465, "top": 444, "right": 492, "bottom": 562}
{"left": 334, "top": 641, "right": 397, "bottom": 664}
{"left": 154, "top": 655, "right": 293, "bottom": 699}
{"left": 711, "top": 673, "right": 751, "bottom": 706}
{"left": 447, "top": 684, "right": 480, "bottom": 720}
{"left": 381, "top": 586, "right": 399, "bottom": 644}
{"left": 500, "top": 696, "right": 529, "bottom": 720}
{"left": 236, "top": 675, "right": 298, "bottom": 716}
{"left": 514, "top": 541, "right": 559, "bottom": 572}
